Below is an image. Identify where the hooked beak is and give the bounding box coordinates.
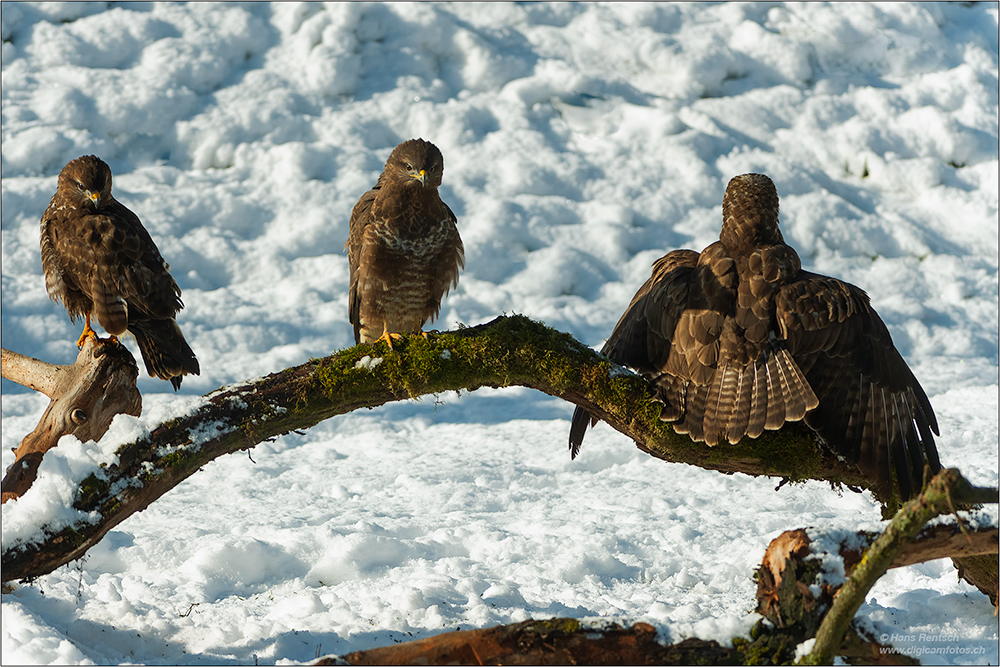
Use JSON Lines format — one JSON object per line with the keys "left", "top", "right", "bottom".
{"left": 410, "top": 170, "right": 427, "bottom": 187}
{"left": 85, "top": 190, "right": 101, "bottom": 207}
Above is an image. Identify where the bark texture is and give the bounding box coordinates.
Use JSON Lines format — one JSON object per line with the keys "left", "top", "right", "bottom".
{"left": 315, "top": 616, "right": 922, "bottom": 666}
{"left": 2, "top": 318, "right": 994, "bottom": 665}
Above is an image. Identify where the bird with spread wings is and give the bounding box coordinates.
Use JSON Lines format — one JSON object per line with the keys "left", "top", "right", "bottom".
{"left": 40, "top": 155, "right": 199, "bottom": 390}
{"left": 569, "top": 173, "right": 940, "bottom": 500}
{"left": 347, "top": 139, "right": 464, "bottom": 347}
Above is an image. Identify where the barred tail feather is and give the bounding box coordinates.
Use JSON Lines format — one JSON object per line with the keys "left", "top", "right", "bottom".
{"left": 724, "top": 365, "right": 754, "bottom": 444}
{"left": 746, "top": 360, "right": 768, "bottom": 439}
{"left": 130, "top": 318, "right": 200, "bottom": 390}
{"left": 698, "top": 347, "right": 816, "bottom": 446}
{"left": 763, "top": 353, "right": 786, "bottom": 430}
{"left": 774, "top": 348, "right": 817, "bottom": 421}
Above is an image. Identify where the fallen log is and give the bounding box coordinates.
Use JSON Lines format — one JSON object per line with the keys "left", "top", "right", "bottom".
{"left": 757, "top": 520, "right": 998, "bottom": 632}
{"left": 317, "top": 618, "right": 738, "bottom": 666}
{"left": 1, "top": 338, "right": 141, "bottom": 503}
{"left": 314, "top": 616, "right": 920, "bottom": 666}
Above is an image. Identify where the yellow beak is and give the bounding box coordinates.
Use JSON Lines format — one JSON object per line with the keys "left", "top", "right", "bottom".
{"left": 411, "top": 170, "right": 427, "bottom": 186}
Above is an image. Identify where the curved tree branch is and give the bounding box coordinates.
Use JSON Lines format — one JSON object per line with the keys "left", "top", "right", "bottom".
{"left": 1, "top": 315, "right": 907, "bottom": 582}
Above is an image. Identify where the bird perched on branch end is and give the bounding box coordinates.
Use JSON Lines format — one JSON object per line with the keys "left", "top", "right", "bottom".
{"left": 347, "top": 138, "right": 464, "bottom": 347}
{"left": 569, "top": 173, "right": 940, "bottom": 500}
{"left": 40, "top": 155, "right": 200, "bottom": 391}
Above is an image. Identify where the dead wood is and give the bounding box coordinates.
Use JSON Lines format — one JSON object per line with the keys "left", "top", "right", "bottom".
{"left": 1, "top": 317, "right": 993, "bottom": 664}
{"left": 757, "top": 521, "right": 998, "bottom": 632}
{"left": 951, "top": 553, "right": 1000, "bottom": 607}
{"left": 1, "top": 338, "right": 142, "bottom": 503}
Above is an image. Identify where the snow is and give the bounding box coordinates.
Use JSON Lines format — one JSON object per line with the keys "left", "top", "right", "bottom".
{"left": 1, "top": 2, "right": 997, "bottom": 664}
{"left": 353, "top": 356, "right": 383, "bottom": 371}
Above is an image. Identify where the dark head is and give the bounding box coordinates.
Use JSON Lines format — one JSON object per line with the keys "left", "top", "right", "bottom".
{"left": 385, "top": 139, "right": 444, "bottom": 189}
{"left": 720, "top": 173, "right": 783, "bottom": 251}
{"left": 58, "top": 155, "right": 113, "bottom": 212}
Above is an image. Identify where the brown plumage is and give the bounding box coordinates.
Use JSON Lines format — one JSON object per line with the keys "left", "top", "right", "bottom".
{"left": 569, "top": 173, "right": 940, "bottom": 500}
{"left": 347, "top": 139, "right": 464, "bottom": 346}
{"left": 40, "top": 155, "right": 199, "bottom": 390}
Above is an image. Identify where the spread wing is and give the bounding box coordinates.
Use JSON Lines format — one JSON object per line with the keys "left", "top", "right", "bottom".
{"left": 662, "top": 243, "right": 817, "bottom": 446}
{"left": 568, "top": 249, "right": 699, "bottom": 457}
{"left": 777, "top": 272, "right": 940, "bottom": 498}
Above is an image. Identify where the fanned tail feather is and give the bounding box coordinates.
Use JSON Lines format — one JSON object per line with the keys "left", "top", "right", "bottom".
{"left": 724, "top": 365, "right": 754, "bottom": 444}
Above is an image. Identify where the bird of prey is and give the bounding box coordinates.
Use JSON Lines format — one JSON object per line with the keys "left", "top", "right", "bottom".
{"left": 40, "top": 155, "right": 200, "bottom": 390}
{"left": 347, "top": 138, "right": 464, "bottom": 347}
{"left": 569, "top": 173, "right": 940, "bottom": 499}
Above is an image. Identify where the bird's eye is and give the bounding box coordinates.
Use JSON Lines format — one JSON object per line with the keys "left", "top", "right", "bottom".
{"left": 404, "top": 163, "right": 414, "bottom": 171}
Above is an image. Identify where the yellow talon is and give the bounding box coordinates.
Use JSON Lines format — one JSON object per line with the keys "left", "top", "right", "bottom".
{"left": 375, "top": 331, "right": 406, "bottom": 350}
{"left": 76, "top": 315, "right": 98, "bottom": 348}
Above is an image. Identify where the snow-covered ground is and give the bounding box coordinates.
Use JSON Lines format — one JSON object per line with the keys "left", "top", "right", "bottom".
{"left": 1, "top": 2, "right": 997, "bottom": 664}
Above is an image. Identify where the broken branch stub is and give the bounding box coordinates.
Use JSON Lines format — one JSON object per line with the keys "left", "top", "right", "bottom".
{"left": 1, "top": 338, "right": 142, "bottom": 503}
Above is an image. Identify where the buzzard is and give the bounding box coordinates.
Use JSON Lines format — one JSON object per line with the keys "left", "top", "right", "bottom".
{"left": 347, "top": 139, "right": 464, "bottom": 346}
{"left": 40, "top": 155, "right": 200, "bottom": 390}
{"left": 569, "top": 174, "right": 940, "bottom": 499}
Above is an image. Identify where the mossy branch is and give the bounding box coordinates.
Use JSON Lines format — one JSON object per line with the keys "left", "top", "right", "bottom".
{"left": 3, "top": 315, "right": 889, "bottom": 583}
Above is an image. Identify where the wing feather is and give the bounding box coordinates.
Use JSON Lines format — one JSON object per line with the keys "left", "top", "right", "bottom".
{"left": 348, "top": 187, "right": 378, "bottom": 343}
{"left": 778, "top": 271, "right": 940, "bottom": 497}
